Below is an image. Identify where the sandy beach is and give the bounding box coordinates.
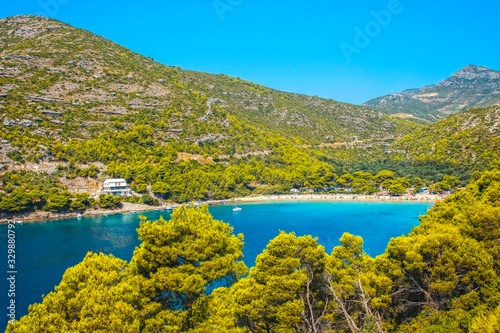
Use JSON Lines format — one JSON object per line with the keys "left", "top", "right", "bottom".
{"left": 209, "top": 192, "right": 445, "bottom": 205}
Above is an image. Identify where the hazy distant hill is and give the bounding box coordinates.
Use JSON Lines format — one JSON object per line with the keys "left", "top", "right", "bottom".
{"left": 362, "top": 65, "right": 500, "bottom": 122}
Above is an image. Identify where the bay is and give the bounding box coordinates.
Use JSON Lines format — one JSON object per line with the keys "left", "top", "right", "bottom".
{"left": 0, "top": 201, "right": 432, "bottom": 329}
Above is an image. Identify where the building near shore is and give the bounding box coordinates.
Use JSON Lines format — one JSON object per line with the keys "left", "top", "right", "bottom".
{"left": 101, "top": 178, "right": 131, "bottom": 197}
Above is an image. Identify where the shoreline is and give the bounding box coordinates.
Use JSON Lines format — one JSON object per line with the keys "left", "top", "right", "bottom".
{"left": 0, "top": 202, "right": 160, "bottom": 224}
{"left": 209, "top": 193, "right": 444, "bottom": 205}
{"left": 0, "top": 193, "right": 443, "bottom": 224}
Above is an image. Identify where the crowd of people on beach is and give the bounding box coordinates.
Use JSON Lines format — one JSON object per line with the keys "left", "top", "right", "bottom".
{"left": 210, "top": 192, "right": 445, "bottom": 205}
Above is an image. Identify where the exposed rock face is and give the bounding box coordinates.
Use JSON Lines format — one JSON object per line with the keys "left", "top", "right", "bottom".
{"left": 77, "top": 60, "right": 93, "bottom": 69}
{"left": 3, "top": 118, "right": 16, "bottom": 126}
{"left": 43, "top": 25, "right": 62, "bottom": 32}
{"left": 6, "top": 53, "right": 35, "bottom": 60}
{"left": 378, "top": 93, "right": 407, "bottom": 104}
{"left": 25, "top": 94, "right": 65, "bottom": 104}
{"left": 449, "top": 65, "right": 500, "bottom": 80}
{"left": 195, "top": 134, "right": 225, "bottom": 145}
{"left": 363, "top": 65, "right": 500, "bottom": 121}
{"left": 18, "top": 119, "right": 36, "bottom": 127}
{"left": 14, "top": 27, "right": 39, "bottom": 37}
{"left": 41, "top": 110, "right": 63, "bottom": 117}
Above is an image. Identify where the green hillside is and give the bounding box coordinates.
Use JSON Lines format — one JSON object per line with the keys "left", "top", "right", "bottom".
{"left": 393, "top": 106, "right": 500, "bottom": 169}
{"left": 312, "top": 106, "right": 500, "bottom": 183}
{"left": 0, "top": 15, "right": 417, "bottom": 147}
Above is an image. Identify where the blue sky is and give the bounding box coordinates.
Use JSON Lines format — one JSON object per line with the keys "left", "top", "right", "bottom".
{"left": 1, "top": 0, "right": 499, "bottom": 104}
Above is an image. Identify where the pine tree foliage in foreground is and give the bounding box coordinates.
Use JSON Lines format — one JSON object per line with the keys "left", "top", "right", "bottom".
{"left": 6, "top": 163, "right": 500, "bottom": 332}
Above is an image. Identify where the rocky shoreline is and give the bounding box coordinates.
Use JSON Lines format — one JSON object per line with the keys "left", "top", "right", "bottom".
{"left": 0, "top": 202, "right": 161, "bottom": 223}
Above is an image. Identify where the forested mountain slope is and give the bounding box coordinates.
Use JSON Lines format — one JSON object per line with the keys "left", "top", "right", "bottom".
{"left": 315, "top": 106, "right": 500, "bottom": 183}
{"left": 393, "top": 106, "right": 500, "bottom": 169}
{"left": 0, "top": 14, "right": 417, "bottom": 150}
{"left": 362, "top": 65, "right": 500, "bottom": 122}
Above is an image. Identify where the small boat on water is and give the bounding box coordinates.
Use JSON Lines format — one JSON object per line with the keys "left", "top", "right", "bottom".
{"left": 76, "top": 214, "right": 82, "bottom": 219}
{"left": 232, "top": 196, "right": 242, "bottom": 212}
{"left": 130, "top": 210, "right": 137, "bottom": 213}
{"left": 115, "top": 212, "right": 121, "bottom": 215}
{"left": 103, "top": 213, "right": 109, "bottom": 217}
{"left": 164, "top": 206, "right": 173, "bottom": 211}
{"left": 15, "top": 220, "right": 23, "bottom": 225}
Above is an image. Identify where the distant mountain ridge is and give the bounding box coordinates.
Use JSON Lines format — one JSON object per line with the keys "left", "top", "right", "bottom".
{"left": 362, "top": 65, "right": 500, "bottom": 122}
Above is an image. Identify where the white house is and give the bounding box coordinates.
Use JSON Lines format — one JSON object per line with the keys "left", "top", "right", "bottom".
{"left": 102, "top": 178, "right": 131, "bottom": 197}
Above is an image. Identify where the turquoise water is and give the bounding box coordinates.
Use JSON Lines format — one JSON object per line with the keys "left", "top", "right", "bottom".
{"left": 0, "top": 201, "right": 431, "bottom": 328}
